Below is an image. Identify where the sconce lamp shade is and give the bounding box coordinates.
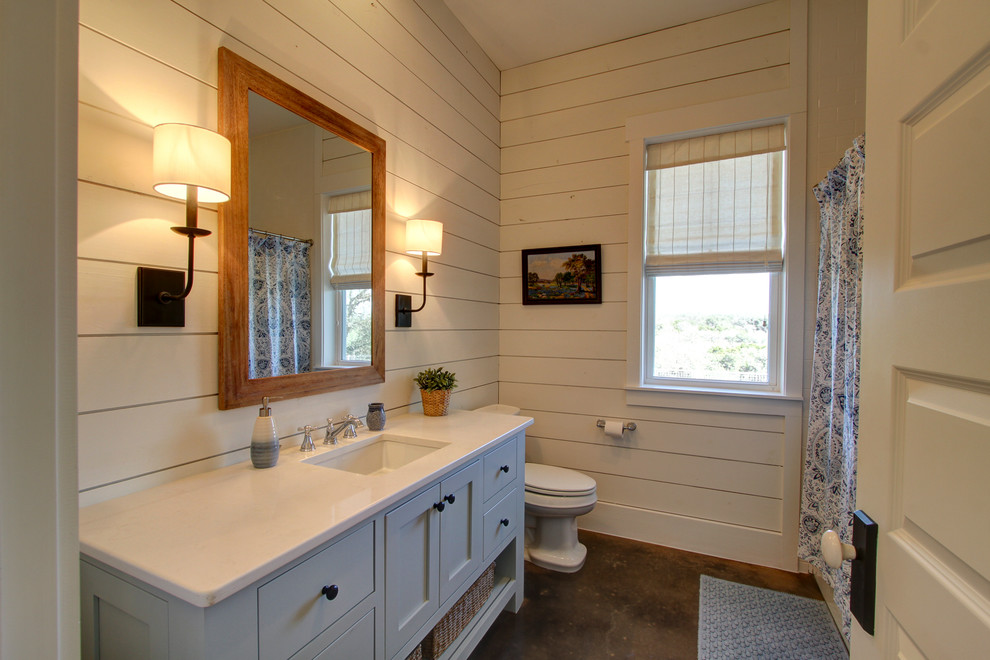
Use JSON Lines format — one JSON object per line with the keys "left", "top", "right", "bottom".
{"left": 152, "top": 123, "right": 231, "bottom": 203}
{"left": 405, "top": 219, "right": 443, "bottom": 256}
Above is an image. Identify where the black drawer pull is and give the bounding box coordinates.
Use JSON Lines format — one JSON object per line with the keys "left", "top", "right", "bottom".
{"left": 321, "top": 584, "right": 339, "bottom": 601}
{"left": 433, "top": 501, "right": 445, "bottom": 512}
{"left": 499, "top": 465, "right": 510, "bottom": 473}
{"left": 500, "top": 518, "right": 510, "bottom": 527}
{"left": 444, "top": 493, "right": 456, "bottom": 505}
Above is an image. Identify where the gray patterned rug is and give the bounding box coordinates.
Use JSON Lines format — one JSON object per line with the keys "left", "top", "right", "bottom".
{"left": 698, "top": 576, "right": 848, "bottom": 659}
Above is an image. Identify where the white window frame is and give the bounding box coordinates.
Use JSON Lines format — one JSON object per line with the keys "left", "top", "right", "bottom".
{"left": 626, "top": 91, "right": 807, "bottom": 406}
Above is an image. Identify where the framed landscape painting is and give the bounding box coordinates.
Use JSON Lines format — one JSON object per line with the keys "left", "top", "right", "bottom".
{"left": 521, "top": 244, "right": 602, "bottom": 305}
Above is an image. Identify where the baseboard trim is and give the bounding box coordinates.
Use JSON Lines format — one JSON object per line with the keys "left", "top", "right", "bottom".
{"left": 579, "top": 501, "right": 798, "bottom": 571}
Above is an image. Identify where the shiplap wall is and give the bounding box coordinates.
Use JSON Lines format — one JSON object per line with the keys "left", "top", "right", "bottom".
{"left": 499, "top": 0, "right": 807, "bottom": 570}
{"left": 77, "top": 0, "right": 501, "bottom": 505}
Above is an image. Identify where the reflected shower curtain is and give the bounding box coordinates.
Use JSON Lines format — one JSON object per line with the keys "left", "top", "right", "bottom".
{"left": 248, "top": 230, "right": 312, "bottom": 378}
{"left": 798, "top": 135, "right": 865, "bottom": 641}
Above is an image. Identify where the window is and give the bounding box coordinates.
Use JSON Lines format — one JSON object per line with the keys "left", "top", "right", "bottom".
{"left": 643, "top": 124, "right": 785, "bottom": 390}
{"left": 322, "top": 190, "right": 372, "bottom": 366}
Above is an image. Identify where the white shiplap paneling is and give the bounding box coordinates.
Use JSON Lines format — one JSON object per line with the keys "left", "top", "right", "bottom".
{"left": 498, "top": 0, "right": 804, "bottom": 569}
{"left": 77, "top": 0, "right": 500, "bottom": 502}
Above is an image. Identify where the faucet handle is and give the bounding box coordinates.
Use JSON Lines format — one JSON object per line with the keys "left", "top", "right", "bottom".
{"left": 343, "top": 414, "right": 362, "bottom": 438}
{"left": 298, "top": 425, "right": 316, "bottom": 452}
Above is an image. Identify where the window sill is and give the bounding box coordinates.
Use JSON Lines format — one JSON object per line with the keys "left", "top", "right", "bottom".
{"left": 626, "top": 384, "right": 803, "bottom": 415}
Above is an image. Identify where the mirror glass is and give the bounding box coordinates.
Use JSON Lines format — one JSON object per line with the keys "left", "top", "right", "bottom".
{"left": 218, "top": 48, "right": 385, "bottom": 409}
{"left": 247, "top": 92, "right": 372, "bottom": 376}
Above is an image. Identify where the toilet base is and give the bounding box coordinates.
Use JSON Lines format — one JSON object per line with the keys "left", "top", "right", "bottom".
{"left": 524, "top": 512, "right": 588, "bottom": 573}
{"left": 527, "top": 541, "right": 587, "bottom": 573}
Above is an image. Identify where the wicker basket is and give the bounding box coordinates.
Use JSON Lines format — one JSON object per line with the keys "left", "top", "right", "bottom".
{"left": 406, "top": 642, "right": 423, "bottom": 660}
{"left": 420, "top": 389, "right": 452, "bottom": 416}
{"left": 422, "top": 563, "right": 495, "bottom": 659}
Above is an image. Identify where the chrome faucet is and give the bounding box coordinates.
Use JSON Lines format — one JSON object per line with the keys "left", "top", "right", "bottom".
{"left": 325, "top": 415, "right": 363, "bottom": 445}
{"left": 298, "top": 425, "right": 316, "bottom": 452}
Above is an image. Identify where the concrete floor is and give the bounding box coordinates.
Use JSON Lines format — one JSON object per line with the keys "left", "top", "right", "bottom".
{"left": 469, "top": 530, "right": 825, "bottom": 660}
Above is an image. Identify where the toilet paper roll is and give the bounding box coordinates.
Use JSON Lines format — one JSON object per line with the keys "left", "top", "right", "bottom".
{"left": 604, "top": 420, "right": 624, "bottom": 439}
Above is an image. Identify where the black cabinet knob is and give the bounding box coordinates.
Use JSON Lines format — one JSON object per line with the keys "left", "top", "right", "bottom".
{"left": 322, "top": 584, "right": 339, "bottom": 601}
{"left": 433, "top": 501, "right": 445, "bottom": 512}
{"left": 499, "top": 465, "right": 510, "bottom": 473}
{"left": 500, "top": 518, "right": 510, "bottom": 527}
{"left": 443, "top": 493, "right": 456, "bottom": 505}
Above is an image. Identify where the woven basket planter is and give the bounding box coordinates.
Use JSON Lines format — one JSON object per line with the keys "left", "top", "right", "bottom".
{"left": 420, "top": 389, "right": 452, "bottom": 416}
{"left": 421, "top": 563, "right": 495, "bottom": 659}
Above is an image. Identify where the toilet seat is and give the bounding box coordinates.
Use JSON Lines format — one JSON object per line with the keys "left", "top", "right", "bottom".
{"left": 525, "top": 463, "right": 596, "bottom": 497}
{"left": 524, "top": 490, "right": 597, "bottom": 517}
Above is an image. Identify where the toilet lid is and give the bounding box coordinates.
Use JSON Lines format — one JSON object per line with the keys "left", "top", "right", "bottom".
{"left": 525, "top": 463, "right": 596, "bottom": 497}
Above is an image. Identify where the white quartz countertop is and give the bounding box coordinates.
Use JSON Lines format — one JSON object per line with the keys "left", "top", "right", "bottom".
{"left": 79, "top": 410, "right": 532, "bottom": 608}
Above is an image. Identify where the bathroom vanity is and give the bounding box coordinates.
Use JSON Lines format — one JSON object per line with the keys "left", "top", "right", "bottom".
{"left": 79, "top": 410, "right": 530, "bottom": 660}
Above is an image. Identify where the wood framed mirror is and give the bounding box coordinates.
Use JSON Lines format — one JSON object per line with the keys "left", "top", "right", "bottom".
{"left": 217, "top": 47, "right": 385, "bottom": 410}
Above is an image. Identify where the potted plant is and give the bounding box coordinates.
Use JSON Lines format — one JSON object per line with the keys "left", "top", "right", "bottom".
{"left": 414, "top": 366, "right": 457, "bottom": 416}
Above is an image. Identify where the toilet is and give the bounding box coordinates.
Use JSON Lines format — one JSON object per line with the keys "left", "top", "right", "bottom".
{"left": 523, "top": 463, "right": 597, "bottom": 573}
{"left": 474, "top": 404, "right": 598, "bottom": 573}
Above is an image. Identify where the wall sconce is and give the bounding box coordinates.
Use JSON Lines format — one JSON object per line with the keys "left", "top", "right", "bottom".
{"left": 137, "top": 123, "right": 231, "bottom": 327}
{"left": 395, "top": 219, "right": 443, "bottom": 328}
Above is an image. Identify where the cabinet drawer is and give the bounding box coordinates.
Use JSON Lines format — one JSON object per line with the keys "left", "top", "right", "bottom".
{"left": 312, "top": 609, "right": 375, "bottom": 660}
{"left": 259, "top": 522, "right": 375, "bottom": 660}
{"left": 483, "top": 488, "right": 518, "bottom": 560}
{"left": 482, "top": 435, "right": 518, "bottom": 502}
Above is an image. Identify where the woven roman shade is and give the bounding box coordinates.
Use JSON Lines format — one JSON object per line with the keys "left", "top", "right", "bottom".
{"left": 327, "top": 191, "right": 372, "bottom": 289}
{"left": 645, "top": 124, "right": 785, "bottom": 275}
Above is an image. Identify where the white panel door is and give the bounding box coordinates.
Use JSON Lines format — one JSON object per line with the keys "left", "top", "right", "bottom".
{"left": 857, "top": 0, "right": 990, "bottom": 657}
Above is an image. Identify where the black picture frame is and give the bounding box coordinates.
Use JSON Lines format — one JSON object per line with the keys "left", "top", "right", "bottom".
{"left": 521, "top": 244, "right": 602, "bottom": 305}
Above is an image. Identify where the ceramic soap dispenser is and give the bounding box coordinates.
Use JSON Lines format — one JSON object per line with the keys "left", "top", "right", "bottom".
{"left": 251, "top": 396, "right": 280, "bottom": 469}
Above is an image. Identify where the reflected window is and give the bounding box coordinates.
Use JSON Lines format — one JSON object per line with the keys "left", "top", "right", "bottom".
{"left": 322, "top": 190, "right": 372, "bottom": 366}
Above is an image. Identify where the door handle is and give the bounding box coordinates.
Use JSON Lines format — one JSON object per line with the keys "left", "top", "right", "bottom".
{"left": 821, "top": 530, "right": 857, "bottom": 567}
{"left": 819, "top": 509, "right": 877, "bottom": 635}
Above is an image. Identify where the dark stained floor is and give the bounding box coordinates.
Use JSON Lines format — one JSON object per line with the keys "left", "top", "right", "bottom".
{"left": 469, "top": 530, "right": 825, "bottom": 660}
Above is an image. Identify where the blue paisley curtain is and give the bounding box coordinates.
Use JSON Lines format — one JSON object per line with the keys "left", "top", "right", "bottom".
{"left": 248, "top": 230, "right": 312, "bottom": 378}
{"left": 798, "top": 135, "right": 865, "bottom": 642}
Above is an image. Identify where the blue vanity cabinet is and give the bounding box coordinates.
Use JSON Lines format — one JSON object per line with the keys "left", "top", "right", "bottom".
{"left": 79, "top": 427, "right": 527, "bottom": 660}
{"left": 384, "top": 431, "right": 526, "bottom": 660}
{"left": 385, "top": 461, "right": 484, "bottom": 657}
{"left": 81, "top": 520, "right": 383, "bottom": 660}
{"left": 258, "top": 522, "right": 377, "bottom": 660}
{"left": 80, "top": 561, "right": 170, "bottom": 660}
{"left": 438, "top": 460, "right": 484, "bottom": 603}
{"left": 384, "top": 460, "right": 483, "bottom": 658}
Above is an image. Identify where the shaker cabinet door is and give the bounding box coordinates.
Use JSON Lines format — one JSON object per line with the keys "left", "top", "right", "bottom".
{"left": 438, "top": 460, "right": 482, "bottom": 604}
{"left": 81, "top": 560, "right": 169, "bottom": 660}
{"left": 384, "top": 485, "right": 440, "bottom": 658}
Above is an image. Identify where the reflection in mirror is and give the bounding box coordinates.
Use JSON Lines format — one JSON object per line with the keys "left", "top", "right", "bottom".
{"left": 246, "top": 92, "right": 372, "bottom": 378}
{"left": 218, "top": 47, "right": 385, "bottom": 409}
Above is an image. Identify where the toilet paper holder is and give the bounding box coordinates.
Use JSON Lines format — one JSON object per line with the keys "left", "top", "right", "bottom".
{"left": 596, "top": 419, "right": 637, "bottom": 432}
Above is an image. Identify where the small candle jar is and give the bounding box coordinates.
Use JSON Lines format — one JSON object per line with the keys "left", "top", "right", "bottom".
{"left": 367, "top": 402, "right": 386, "bottom": 431}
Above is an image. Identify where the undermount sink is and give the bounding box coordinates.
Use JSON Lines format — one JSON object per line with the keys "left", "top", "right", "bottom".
{"left": 304, "top": 434, "right": 448, "bottom": 476}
